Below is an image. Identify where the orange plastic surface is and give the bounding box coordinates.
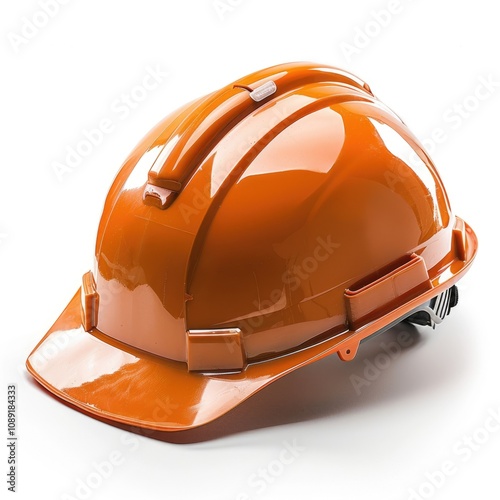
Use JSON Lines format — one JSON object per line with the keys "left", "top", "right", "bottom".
{"left": 344, "top": 253, "right": 432, "bottom": 330}
{"left": 26, "top": 62, "right": 478, "bottom": 433}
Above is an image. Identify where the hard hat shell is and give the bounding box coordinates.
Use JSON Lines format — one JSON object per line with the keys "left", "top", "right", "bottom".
{"left": 27, "top": 62, "right": 477, "bottom": 433}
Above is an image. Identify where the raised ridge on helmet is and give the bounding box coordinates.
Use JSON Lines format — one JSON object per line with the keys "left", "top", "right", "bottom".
{"left": 143, "top": 62, "right": 373, "bottom": 209}
{"left": 26, "top": 60, "right": 478, "bottom": 434}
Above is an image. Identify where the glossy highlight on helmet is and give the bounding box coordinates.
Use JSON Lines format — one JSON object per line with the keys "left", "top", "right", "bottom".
{"left": 26, "top": 62, "right": 477, "bottom": 434}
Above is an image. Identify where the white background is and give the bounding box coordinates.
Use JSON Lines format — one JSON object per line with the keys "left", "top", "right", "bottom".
{"left": 1, "top": 1, "right": 499, "bottom": 499}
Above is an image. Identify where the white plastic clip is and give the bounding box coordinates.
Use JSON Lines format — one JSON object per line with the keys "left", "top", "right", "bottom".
{"left": 250, "top": 81, "right": 277, "bottom": 102}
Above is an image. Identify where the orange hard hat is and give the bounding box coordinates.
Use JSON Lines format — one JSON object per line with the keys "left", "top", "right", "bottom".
{"left": 27, "top": 62, "right": 477, "bottom": 434}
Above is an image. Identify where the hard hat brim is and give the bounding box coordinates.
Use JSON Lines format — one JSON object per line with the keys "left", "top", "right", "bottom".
{"left": 26, "top": 219, "right": 477, "bottom": 434}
